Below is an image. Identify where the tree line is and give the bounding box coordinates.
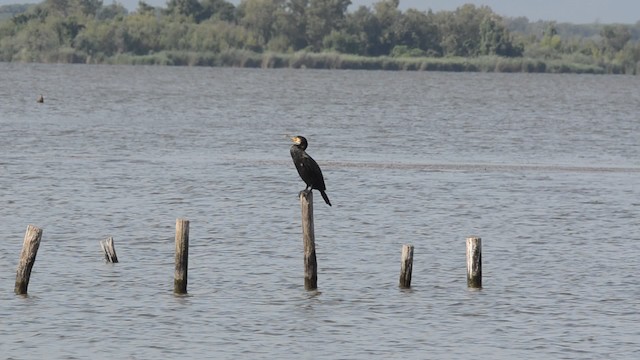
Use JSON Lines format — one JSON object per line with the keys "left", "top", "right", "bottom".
{"left": 1, "top": 0, "right": 639, "bottom": 74}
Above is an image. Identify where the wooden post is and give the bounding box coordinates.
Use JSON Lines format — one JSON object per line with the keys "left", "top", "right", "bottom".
{"left": 15, "top": 225, "right": 43, "bottom": 295}
{"left": 300, "top": 190, "right": 317, "bottom": 290}
{"left": 466, "top": 236, "right": 482, "bottom": 288}
{"left": 100, "top": 237, "right": 119, "bottom": 263}
{"left": 399, "top": 244, "right": 414, "bottom": 288}
{"left": 174, "top": 218, "right": 189, "bottom": 294}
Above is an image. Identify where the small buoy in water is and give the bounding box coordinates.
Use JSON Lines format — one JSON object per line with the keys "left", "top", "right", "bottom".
{"left": 37, "top": 94, "right": 44, "bottom": 103}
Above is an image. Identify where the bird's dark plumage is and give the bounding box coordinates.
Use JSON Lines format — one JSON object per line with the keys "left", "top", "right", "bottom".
{"left": 290, "top": 136, "right": 331, "bottom": 206}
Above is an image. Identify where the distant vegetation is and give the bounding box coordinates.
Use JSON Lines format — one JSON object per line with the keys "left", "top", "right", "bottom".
{"left": 1, "top": 0, "right": 639, "bottom": 74}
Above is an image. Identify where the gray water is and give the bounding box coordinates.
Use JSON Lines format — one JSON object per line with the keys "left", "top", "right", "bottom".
{"left": 0, "top": 63, "right": 639, "bottom": 359}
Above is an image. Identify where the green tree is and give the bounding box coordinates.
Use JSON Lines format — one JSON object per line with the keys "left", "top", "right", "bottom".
{"left": 199, "top": 0, "right": 236, "bottom": 22}
{"left": 97, "top": 2, "right": 127, "bottom": 20}
{"left": 373, "top": 0, "right": 400, "bottom": 55}
{"left": 76, "top": 0, "right": 102, "bottom": 17}
{"left": 394, "top": 9, "right": 440, "bottom": 56}
{"left": 601, "top": 25, "right": 631, "bottom": 56}
{"left": 1, "top": 0, "right": 638, "bottom": 72}
{"left": 540, "top": 22, "right": 561, "bottom": 52}
{"left": 305, "top": 0, "right": 351, "bottom": 51}
{"left": 136, "top": 1, "right": 156, "bottom": 15}
{"left": 44, "top": 0, "right": 70, "bottom": 17}
{"left": 58, "top": 15, "right": 84, "bottom": 45}
{"left": 157, "top": 20, "right": 190, "bottom": 50}
{"left": 74, "top": 19, "right": 112, "bottom": 55}
{"left": 435, "top": 4, "right": 493, "bottom": 57}
{"left": 322, "top": 29, "right": 359, "bottom": 53}
{"left": 479, "top": 14, "right": 522, "bottom": 57}
{"left": 238, "top": 0, "right": 285, "bottom": 48}
{"left": 15, "top": 15, "right": 64, "bottom": 59}
{"left": 615, "top": 42, "right": 640, "bottom": 74}
{"left": 283, "top": 0, "right": 308, "bottom": 50}
{"left": 10, "top": 5, "right": 49, "bottom": 27}
{"left": 345, "top": 5, "right": 381, "bottom": 55}
{"left": 123, "top": 12, "right": 162, "bottom": 54}
{"left": 0, "top": 4, "right": 33, "bottom": 21}
{"left": 165, "top": 0, "right": 202, "bottom": 21}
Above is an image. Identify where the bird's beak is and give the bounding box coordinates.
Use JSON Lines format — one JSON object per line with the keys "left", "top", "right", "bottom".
{"left": 290, "top": 136, "right": 300, "bottom": 144}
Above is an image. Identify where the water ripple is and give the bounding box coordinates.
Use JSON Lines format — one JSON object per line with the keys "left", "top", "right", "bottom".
{"left": 0, "top": 64, "right": 638, "bottom": 359}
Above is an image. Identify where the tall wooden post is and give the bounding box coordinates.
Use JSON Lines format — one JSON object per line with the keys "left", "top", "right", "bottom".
{"left": 300, "top": 190, "right": 317, "bottom": 290}
{"left": 100, "top": 236, "right": 119, "bottom": 263}
{"left": 399, "top": 244, "right": 414, "bottom": 288}
{"left": 174, "top": 218, "right": 189, "bottom": 294}
{"left": 15, "top": 225, "right": 43, "bottom": 295}
{"left": 466, "top": 236, "right": 482, "bottom": 288}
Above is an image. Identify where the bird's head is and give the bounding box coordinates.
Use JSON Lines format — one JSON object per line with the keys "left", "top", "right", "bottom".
{"left": 290, "top": 135, "right": 308, "bottom": 150}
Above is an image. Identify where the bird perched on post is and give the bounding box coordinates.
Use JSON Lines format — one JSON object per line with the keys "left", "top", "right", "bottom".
{"left": 290, "top": 135, "right": 331, "bottom": 206}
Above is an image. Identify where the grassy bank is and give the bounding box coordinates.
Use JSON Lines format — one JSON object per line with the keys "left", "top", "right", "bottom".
{"left": 6, "top": 49, "right": 637, "bottom": 74}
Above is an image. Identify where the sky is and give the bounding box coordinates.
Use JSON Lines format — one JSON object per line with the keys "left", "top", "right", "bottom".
{"left": 1, "top": 0, "right": 639, "bottom": 24}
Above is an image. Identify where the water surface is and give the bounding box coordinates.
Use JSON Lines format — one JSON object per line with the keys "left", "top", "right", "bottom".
{"left": 1, "top": 64, "right": 639, "bottom": 359}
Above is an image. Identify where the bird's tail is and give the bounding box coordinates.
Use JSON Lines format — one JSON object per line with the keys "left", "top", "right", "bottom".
{"left": 320, "top": 190, "right": 332, "bottom": 207}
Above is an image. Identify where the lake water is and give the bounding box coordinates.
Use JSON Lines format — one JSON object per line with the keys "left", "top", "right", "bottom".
{"left": 0, "top": 63, "right": 639, "bottom": 359}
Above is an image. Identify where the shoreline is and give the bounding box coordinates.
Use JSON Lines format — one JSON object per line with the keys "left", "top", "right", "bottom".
{"left": 4, "top": 50, "right": 636, "bottom": 75}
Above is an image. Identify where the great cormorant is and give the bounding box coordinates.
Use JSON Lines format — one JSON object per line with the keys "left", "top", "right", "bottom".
{"left": 290, "top": 135, "right": 331, "bottom": 206}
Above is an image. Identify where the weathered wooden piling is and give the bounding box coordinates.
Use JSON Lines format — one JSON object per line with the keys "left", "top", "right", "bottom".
{"left": 100, "top": 236, "right": 119, "bottom": 263}
{"left": 174, "top": 218, "right": 189, "bottom": 294}
{"left": 466, "top": 236, "right": 482, "bottom": 288}
{"left": 399, "top": 244, "right": 414, "bottom": 288}
{"left": 300, "top": 190, "right": 317, "bottom": 290}
{"left": 15, "top": 225, "right": 43, "bottom": 295}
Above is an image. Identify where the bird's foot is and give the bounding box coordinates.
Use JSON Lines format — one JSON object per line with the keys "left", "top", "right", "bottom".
{"left": 298, "top": 189, "right": 312, "bottom": 198}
